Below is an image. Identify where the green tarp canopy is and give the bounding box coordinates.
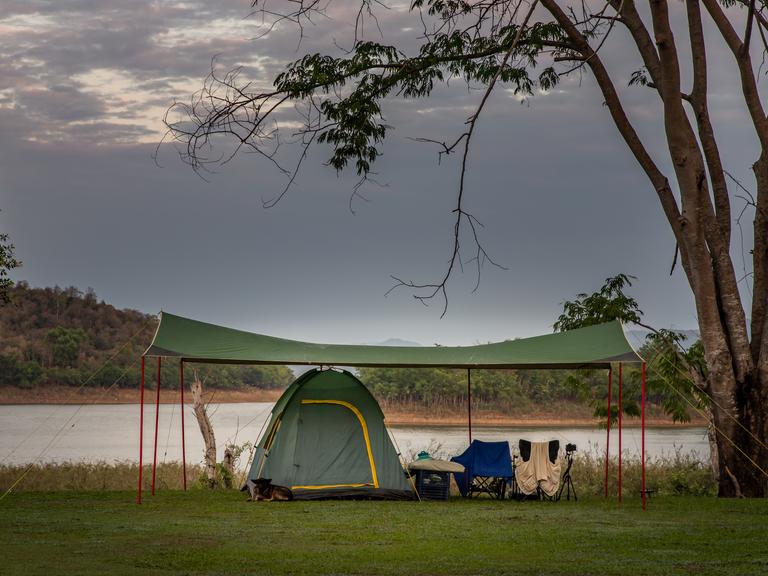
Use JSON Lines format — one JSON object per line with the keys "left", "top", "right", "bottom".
{"left": 144, "top": 312, "right": 643, "bottom": 368}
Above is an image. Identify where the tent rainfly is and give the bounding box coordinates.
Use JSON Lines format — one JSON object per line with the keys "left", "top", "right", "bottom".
{"left": 138, "top": 313, "right": 646, "bottom": 505}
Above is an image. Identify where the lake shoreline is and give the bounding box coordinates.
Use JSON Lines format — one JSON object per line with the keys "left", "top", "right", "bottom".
{"left": 0, "top": 385, "right": 706, "bottom": 428}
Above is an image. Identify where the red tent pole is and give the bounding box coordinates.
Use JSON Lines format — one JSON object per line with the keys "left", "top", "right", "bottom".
{"left": 604, "top": 365, "right": 612, "bottom": 498}
{"left": 152, "top": 357, "right": 161, "bottom": 496}
{"left": 137, "top": 356, "right": 145, "bottom": 504}
{"left": 467, "top": 368, "right": 472, "bottom": 444}
{"left": 618, "top": 363, "right": 623, "bottom": 504}
{"left": 641, "top": 362, "right": 647, "bottom": 510}
{"left": 180, "top": 359, "right": 187, "bottom": 491}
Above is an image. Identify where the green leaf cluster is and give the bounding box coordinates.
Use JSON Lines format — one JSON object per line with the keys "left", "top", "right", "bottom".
{"left": 0, "top": 228, "right": 21, "bottom": 305}
{"left": 269, "top": 13, "right": 568, "bottom": 175}
{"left": 554, "top": 273, "right": 642, "bottom": 331}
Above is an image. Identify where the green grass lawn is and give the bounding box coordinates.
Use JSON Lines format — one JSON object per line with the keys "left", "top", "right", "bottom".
{"left": 1, "top": 491, "right": 766, "bottom": 575}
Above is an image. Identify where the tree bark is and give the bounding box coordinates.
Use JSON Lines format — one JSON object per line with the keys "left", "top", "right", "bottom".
{"left": 191, "top": 373, "right": 217, "bottom": 486}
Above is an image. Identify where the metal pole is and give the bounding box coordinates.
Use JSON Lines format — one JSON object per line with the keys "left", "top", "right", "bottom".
{"left": 618, "top": 363, "right": 623, "bottom": 504}
{"left": 467, "top": 368, "right": 472, "bottom": 444}
{"left": 604, "top": 365, "right": 612, "bottom": 498}
{"left": 137, "top": 357, "right": 145, "bottom": 504}
{"left": 152, "top": 357, "right": 161, "bottom": 496}
{"left": 641, "top": 362, "right": 647, "bottom": 510}
{"left": 180, "top": 359, "right": 187, "bottom": 491}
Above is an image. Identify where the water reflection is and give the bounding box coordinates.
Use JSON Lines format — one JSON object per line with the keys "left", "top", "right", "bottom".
{"left": 0, "top": 403, "right": 709, "bottom": 466}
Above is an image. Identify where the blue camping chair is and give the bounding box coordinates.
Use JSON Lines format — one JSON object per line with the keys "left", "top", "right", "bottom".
{"left": 451, "top": 440, "right": 513, "bottom": 499}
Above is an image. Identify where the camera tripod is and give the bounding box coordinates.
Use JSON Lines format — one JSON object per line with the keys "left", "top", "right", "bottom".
{"left": 556, "top": 450, "right": 577, "bottom": 502}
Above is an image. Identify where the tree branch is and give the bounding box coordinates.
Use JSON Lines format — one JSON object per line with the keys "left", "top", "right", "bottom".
{"left": 387, "top": 0, "right": 539, "bottom": 315}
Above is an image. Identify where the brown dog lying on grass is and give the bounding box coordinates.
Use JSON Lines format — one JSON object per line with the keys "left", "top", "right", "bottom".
{"left": 246, "top": 478, "right": 294, "bottom": 501}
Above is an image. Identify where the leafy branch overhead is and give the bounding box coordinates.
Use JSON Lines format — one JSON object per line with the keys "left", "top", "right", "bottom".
{"left": 167, "top": 19, "right": 568, "bottom": 174}
{"left": 554, "top": 274, "right": 642, "bottom": 332}
{"left": 0, "top": 229, "right": 21, "bottom": 305}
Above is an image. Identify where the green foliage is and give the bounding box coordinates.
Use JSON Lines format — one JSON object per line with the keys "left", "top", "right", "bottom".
{"left": 190, "top": 7, "right": 570, "bottom": 178}
{"left": 554, "top": 274, "right": 642, "bottom": 332}
{"left": 44, "top": 326, "right": 87, "bottom": 367}
{"left": 628, "top": 67, "right": 650, "bottom": 87}
{"left": 194, "top": 364, "right": 290, "bottom": 390}
{"left": 0, "top": 283, "right": 293, "bottom": 390}
{"left": 360, "top": 365, "right": 612, "bottom": 413}
{"left": 0, "top": 354, "right": 42, "bottom": 388}
{"left": 0, "top": 227, "right": 21, "bottom": 305}
{"left": 640, "top": 331, "right": 708, "bottom": 424}
{"left": 195, "top": 441, "right": 253, "bottom": 490}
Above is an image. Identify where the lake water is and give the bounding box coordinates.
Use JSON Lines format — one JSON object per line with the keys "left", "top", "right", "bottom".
{"left": 0, "top": 403, "right": 711, "bottom": 466}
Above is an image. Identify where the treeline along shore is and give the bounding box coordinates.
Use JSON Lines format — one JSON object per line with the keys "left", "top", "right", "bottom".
{"left": 0, "top": 383, "right": 698, "bottom": 427}
{"left": 0, "top": 283, "right": 703, "bottom": 426}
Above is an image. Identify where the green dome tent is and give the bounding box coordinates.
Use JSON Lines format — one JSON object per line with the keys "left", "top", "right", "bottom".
{"left": 247, "top": 368, "right": 415, "bottom": 500}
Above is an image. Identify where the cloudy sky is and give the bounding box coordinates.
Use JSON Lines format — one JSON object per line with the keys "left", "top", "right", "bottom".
{"left": 0, "top": 1, "right": 759, "bottom": 345}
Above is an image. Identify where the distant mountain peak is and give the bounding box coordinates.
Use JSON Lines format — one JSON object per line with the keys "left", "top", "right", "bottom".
{"left": 368, "top": 338, "right": 422, "bottom": 347}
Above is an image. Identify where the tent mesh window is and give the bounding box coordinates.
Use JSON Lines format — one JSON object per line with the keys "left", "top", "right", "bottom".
{"left": 413, "top": 470, "right": 451, "bottom": 500}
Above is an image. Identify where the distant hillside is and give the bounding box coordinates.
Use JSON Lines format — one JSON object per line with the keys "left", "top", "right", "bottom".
{"left": 0, "top": 283, "right": 293, "bottom": 390}
{"left": 0, "top": 284, "right": 701, "bottom": 422}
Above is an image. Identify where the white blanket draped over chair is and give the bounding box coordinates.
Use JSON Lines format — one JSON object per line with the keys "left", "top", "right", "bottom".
{"left": 515, "top": 440, "right": 562, "bottom": 497}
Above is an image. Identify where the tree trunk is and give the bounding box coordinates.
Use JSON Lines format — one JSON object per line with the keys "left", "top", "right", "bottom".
{"left": 538, "top": 0, "right": 768, "bottom": 498}
{"left": 191, "top": 373, "right": 217, "bottom": 486}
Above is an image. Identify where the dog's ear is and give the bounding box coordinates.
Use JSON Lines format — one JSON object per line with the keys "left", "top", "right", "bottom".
{"left": 263, "top": 478, "right": 272, "bottom": 484}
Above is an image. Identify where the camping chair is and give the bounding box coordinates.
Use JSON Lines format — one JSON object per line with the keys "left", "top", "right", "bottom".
{"left": 514, "top": 439, "right": 561, "bottom": 500}
{"left": 451, "top": 440, "right": 513, "bottom": 499}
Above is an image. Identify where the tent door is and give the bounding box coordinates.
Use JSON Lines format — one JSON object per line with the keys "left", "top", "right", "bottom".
{"left": 291, "top": 400, "right": 379, "bottom": 490}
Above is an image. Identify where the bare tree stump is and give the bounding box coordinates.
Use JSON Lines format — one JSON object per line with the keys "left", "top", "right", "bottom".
{"left": 191, "top": 371, "right": 217, "bottom": 486}
{"left": 222, "top": 447, "right": 235, "bottom": 489}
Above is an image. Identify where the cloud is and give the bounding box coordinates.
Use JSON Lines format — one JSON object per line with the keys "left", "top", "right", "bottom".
{"left": 17, "top": 84, "right": 106, "bottom": 122}
{"left": 0, "top": 0, "right": 269, "bottom": 145}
